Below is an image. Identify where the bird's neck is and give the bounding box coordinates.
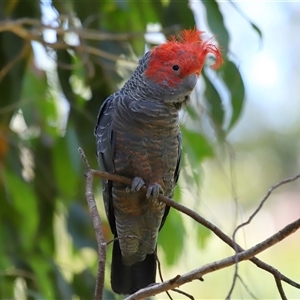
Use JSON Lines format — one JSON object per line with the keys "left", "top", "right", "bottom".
{"left": 114, "top": 93, "right": 180, "bottom": 135}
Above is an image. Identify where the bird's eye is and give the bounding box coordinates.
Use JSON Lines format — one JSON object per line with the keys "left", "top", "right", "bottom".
{"left": 172, "top": 65, "right": 180, "bottom": 71}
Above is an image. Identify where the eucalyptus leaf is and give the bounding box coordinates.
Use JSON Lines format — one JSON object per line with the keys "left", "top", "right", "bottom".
{"left": 57, "top": 49, "right": 76, "bottom": 103}
{"left": 201, "top": 0, "right": 230, "bottom": 53}
{"left": 4, "top": 171, "right": 39, "bottom": 251}
{"left": 158, "top": 208, "right": 185, "bottom": 265}
{"left": 181, "top": 126, "right": 214, "bottom": 163}
{"left": 228, "top": 1, "right": 262, "bottom": 40}
{"left": 67, "top": 203, "right": 97, "bottom": 250}
{"left": 52, "top": 129, "right": 79, "bottom": 198}
{"left": 202, "top": 70, "right": 225, "bottom": 139}
{"left": 222, "top": 61, "right": 245, "bottom": 131}
{"left": 162, "top": 0, "right": 195, "bottom": 29}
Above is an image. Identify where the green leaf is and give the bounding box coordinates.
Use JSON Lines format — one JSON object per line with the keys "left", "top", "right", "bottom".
{"left": 73, "top": 0, "right": 101, "bottom": 25}
{"left": 181, "top": 126, "right": 214, "bottom": 163}
{"left": 52, "top": 126, "right": 81, "bottom": 198}
{"left": 185, "top": 105, "right": 198, "bottom": 120}
{"left": 173, "top": 184, "right": 182, "bottom": 202}
{"left": 65, "top": 125, "right": 82, "bottom": 176}
{"left": 201, "top": 0, "right": 230, "bottom": 54}
{"left": 21, "top": 66, "right": 48, "bottom": 105}
{"left": 52, "top": 262, "right": 73, "bottom": 299}
{"left": 222, "top": 61, "right": 245, "bottom": 131}
{"left": 202, "top": 71, "right": 225, "bottom": 138}
{"left": 158, "top": 209, "right": 185, "bottom": 265}
{"left": 21, "top": 67, "right": 60, "bottom": 137}
{"left": 4, "top": 171, "right": 39, "bottom": 251}
{"left": 228, "top": 1, "right": 262, "bottom": 40}
{"left": 67, "top": 203, "right": 97, "bottom": 250}
{"left": 127, "top": 1, "right": 162, "bottom": 53}
{"left": 162, "top": 0, "right": 195, "bottom": 29}
{"left": 0, "top": 33, "right": 30, "bottom": 124}
{"left": 0, "top": 276, "right": 15, "bottom": 299}
{"left": 57, "top": 49, "right": 76, "bottom": 103}
{"left": 72, "top": 269, "right": 96, "bottom": 299}
{"left": 0, "top": 0, "right": 40, "bottom": 124}
{"left": 29, "top": 257, "right": 55, "bottom": 299}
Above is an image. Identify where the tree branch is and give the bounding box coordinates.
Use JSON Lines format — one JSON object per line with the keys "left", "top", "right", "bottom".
{"left": 0, "top": 18, "right": 180, "bottom": 42}
{"left": 78, "top": 147, "right": 300, "bottom": 299}
{"left": 78, "top": 148, "right": 106, "bottom": 300}
{"left": 125, "top": 217, "right": 300, "bottom": 300}
{"left": 0, "top": 18, "right": 180, "bottom": 65}
{"left": 0, "top": 40, "right": 31, "bottom": 83}
{"left": 227, "top": 173, "right": 300, "bottom": 299}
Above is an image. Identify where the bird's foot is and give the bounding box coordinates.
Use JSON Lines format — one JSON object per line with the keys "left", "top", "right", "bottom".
{"left": 127, "top": 178, "right": 164, "bottom": 201}
{"left": 146, "top": 183, "right": 164, "bottom": 200}
{"left": 129, "top": 176, "right": 145, "bottom": 192}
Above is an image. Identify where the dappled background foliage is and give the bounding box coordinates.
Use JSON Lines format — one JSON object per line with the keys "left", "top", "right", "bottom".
{"left": 5, "top": 0, "right": 299, "bottom": 299}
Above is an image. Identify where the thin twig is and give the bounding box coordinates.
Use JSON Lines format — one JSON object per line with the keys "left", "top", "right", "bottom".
{"left": 0, "top": 40, "right": 31, "bottom": 83}
{"left": 0, "top": 269, "right": 35, "bottom": 280}
{"left": 78, "top": 147, "right": 300, "bottom": 299}
{"left": 90, "top": 164, "right": 300, "bottom": 292}
{"left": 125, "top": 217, "right": 300, "bottom": 300}
{"left": 154, "top": 249, "right": 172, "bottom": 300}
{"left": 233, "top": 173, "right": 300, "bottom": 239}
{"left": 0, "top": 19, "right": 179, "bottom": 65}
{"left": 172, "top": 288, "right": 195, "bottom": 300}
{"left": 78, "top": 148, "right": 106, "bottom": 300}
{"left": 275, "top": 274, "right": 288, "bottom": 300}
{"left": 236, "top": 275, "right": 258, "bottom": 300}
{"left": 227, "top": 173, "right": 300, "bottom": 299}
{"left": 0, "top": 18, "right": 180, "bottom": 41}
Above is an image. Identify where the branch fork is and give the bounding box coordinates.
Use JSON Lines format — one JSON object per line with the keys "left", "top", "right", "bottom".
{"left": 78, "top": 147, "right": 300, "bottom": 300}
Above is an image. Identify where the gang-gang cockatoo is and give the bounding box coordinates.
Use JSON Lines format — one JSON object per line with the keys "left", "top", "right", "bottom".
{"left": 95, "top": 28, "right": 223, "bottom": 294}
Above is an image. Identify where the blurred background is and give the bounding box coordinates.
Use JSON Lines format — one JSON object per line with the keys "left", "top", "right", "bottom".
{"left": 0, "top": 0, "right": 299, "bottom": 299}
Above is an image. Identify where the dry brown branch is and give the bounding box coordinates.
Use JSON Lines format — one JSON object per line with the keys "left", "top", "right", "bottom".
{"left": 233, "top": 173, "right": 300, "bottom": 238}
{"left": 79, "top": 148, "right": 106, "bottom": 300}
{"left": 0, "top": 18, "right": 179, "bottom": 66}
{"left": 227, "top": 173, "right": 300, "bottom": 299}
{"left": 0, "top": 18, "right": 180, "bottom": 41}
{"left": 0, "top": 269, "right": 35, "bottom": 281}
{"left": 172, "top": 288, "right": 195, "bottom": 300}
{"left": 78, "top": 147, "right": 300, "bottom": 299}
{"left": 0, "top": 40, "right": 31, "bottom": 83}
{"left": 235, "top": 275, "right": 258, "bottom": 300}
{"left": 125, "top": 217, "right": 300, "bottom": 300}
{"left": 91, "top": 165, "right": 300, "bottom": 291}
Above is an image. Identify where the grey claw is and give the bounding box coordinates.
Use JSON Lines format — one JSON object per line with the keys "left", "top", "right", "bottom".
{"left": 131, "top": 177, "right": 145, "bottom": 192}
{"left": 146, "top": 183, "right": 164, "bottom": 200}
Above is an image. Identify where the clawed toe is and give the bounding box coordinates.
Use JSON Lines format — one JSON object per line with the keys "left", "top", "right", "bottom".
{"left": 131, "top": 177, "right": 145, "bottom": 192}
{"left": 128, "top": 178, "right": 164, "bottom": 200}
{"left": 146, "top": 183, "right": 164, "bottom": 200}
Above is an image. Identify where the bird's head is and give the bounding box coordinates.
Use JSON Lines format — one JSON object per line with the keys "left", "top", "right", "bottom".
{"left": 144, "top": 28, "right": 223, "bottom": 106}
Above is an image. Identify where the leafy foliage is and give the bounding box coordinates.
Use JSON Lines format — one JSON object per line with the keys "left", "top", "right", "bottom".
{"left": 0, "top": 0, "right": 250, "bottom": 298}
